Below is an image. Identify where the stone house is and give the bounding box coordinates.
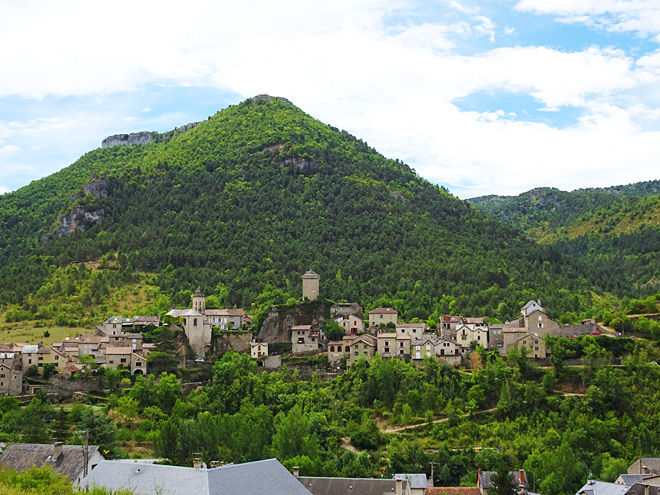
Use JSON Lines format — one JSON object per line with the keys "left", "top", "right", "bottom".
{"left": 251, "top": 342, "right": 269, "bottom": 359}
{"left": 628, "top": 458, "right": 660, "bottom": 475}
{"left": 327, "top": 336, "right": 355, "bottom": 366}
{"left": 515, "top": 333, "right": 547, "bottom": 358}
{"left": 335, "top": 315, "right": 365, "bottom": 335}
{"left": 369, "top": 308, "right": 398, "bottom": 328}
{"left": 103, "top": 347, "right": 147, "bottom": 374}
{"left": 21, "top": 344, "right": 67, "bottom": 372}
{"left": 291, "top": 325, "right": 323, "bottom": 353}
{"left": 411, "top": 334, "right": 461, "bottom": 367}
{"left": 0, "top": 364, "right": 23, "bottom": 395}
{"left": 478, "top": 469, "right": 527, "bottom": 495}
{"left": 395, "top": 322, "right": 426, "bottom": 338}
{"left": 166, "top": 288, "right": 247, "bottom": 356}
{"left": 131, "top": 352, "right": 146, "bottom": 374}
{"left": 376, "top": 333, "right": 411, "bottom": 358}
{"left": 488, "top": 324, "right": 509, "bottom": 350}
{"left": 456, "top": 324, "right": 489, "bottom": 349}
{"left": 103, "top": 347, "right": 133, "bottom": 371}
{"left": 205, "top": 308, "right": 245, "bottom": 330}
{"left": 346, "top": 335, "right": 377, "bottom": 367}
{"left": 0, "top": 352, "right": 18, "bottom": 369}
{"left": 502, "top": 328, "right": 528, "bottom": 355}
{"left": 440, "top": 315, "right": 464, "bottom": 341}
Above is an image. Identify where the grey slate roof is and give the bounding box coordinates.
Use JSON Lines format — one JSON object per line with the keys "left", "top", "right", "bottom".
{"left": 617, "top": 475, "right": 650, "bottom": 486}
{"left": 395, "top": 473, "right": 429, "bottom": 489}
{"left": 576, "top": 480, "right": 630, "bottom": 495}
{"left": 0, "top": 443, "right": 101, "bottom": 482}
{"left": 82, "top": 458, "right": 312, "bottom": 495}
{"left": 479, "top": 470, "right": 527, "bottom": 490}
{"left": 297, "top": 476, "right": 410, "bottom": 495}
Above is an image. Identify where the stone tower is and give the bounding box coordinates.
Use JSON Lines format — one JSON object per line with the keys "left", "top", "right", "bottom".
{"left": 302, "top": 270, "right": 320, "bottom": 301}
{"left": 192, "top": 287, "right": 206, "bottom": 313}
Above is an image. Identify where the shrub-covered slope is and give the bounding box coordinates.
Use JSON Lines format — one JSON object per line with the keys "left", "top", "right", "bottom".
{"left": 469, "top": 185, "right": 660, "bottom": 291}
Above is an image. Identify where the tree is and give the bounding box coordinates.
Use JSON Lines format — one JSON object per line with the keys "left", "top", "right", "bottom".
{"left": 488, "top": 469, "right": 518, "bottom": 495}
{"left": 147, "top": 351, "right": 178, "bottom": 375}
{"left": 323, "top": 320, "right": 344, "bottom": 341}
{"left": 80, "top": 408, "right": 116, "bottom": 454}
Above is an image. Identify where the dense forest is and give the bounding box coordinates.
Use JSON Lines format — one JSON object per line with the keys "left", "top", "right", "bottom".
{"left": 1, "top": 335, "right": 658, "bottom": 495}
{"left": 0, "top": 96, "right": 655, "bottom": 329}
{"left": 468, "top": 185, "right": 660, "bottom": 295}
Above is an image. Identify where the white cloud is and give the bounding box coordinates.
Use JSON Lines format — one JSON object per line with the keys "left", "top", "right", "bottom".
{"left": 0, "top": 0, "right": 659, "bottom": 197}
{"left": 0, "top": 145, "right": 20, "bottom": 156}
{"left": 515, "top": 0, "right": 660, "bottom": 39}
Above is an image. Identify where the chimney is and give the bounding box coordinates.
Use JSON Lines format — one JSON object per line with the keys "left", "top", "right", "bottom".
{"left": 644, "top": 485, "right": 649, "bottom": 495}
{"left": 53, "top": 442, "right": 63, "bottom": 460}
{"left": 395, "top": 477, "right": 403, "bottom": 495}
{"left": 478, "top": 467, "right": 482, "bottom": 488}
{"left": 293, "top": 466, "right": 300, "bottom": 477}
{"left": 192, "top": 457, "right": 203, "bottom": 469}
{"left": 642, "top": 465, "right": 650, "bottom": 474}
{"left": 210, "top": 461, "right": 221, "bottom": 468}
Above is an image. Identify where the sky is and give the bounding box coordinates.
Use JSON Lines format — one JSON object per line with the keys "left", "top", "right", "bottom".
{"left": 1, "top": 1, "right": 660, "bottom": 199}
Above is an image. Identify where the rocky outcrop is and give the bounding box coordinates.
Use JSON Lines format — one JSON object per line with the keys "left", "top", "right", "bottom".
{"left": 330, "top": 303, "right": 363, "bottom": 319}
{"left": 102, "top": 131, "right": 154, "bottom": 148}
{"left": 101, "top": 121, "right": 203, "bottom": 149}
{"left": 53, "top": 206, "right": 104, "bottom": 236}
{"left": 44, "top": 175, "right": 109, "bottom": 240}
{"left": 279, "top": 157, "right": 316, "bottom": 173}
{"left": 258, "top": 301, "right": 329, "bottom": 343}
{"left": 83, "top": 174, "right": 109, "bottom": 197}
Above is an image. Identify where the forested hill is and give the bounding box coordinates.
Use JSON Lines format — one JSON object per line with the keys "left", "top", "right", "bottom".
{"left": 468, "top": 185, "right": 660, "bottom": 292}
{"left": 0, "top": 96, "right": 637, "bottom": 324}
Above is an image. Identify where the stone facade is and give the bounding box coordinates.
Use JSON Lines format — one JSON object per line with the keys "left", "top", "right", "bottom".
{"left": 302, "top": 270, "right": 320, "bottom": 301}
{"left": 369, "top": 308, "right": 398, "bottom": 328}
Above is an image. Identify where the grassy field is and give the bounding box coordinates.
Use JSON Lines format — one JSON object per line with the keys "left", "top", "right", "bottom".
{"left": 0, "top": 324, "right": 80, "bottom": 345}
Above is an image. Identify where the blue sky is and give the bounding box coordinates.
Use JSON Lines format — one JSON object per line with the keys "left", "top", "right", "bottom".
{"left": 1, "top": 0, "right": 660, "bottom": 198}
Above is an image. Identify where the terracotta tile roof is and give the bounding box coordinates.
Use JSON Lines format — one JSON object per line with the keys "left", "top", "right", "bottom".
{"left": 205, "top": 309, "right": 245, "bottom": 317}
{"left": 291, "top": 325, "right": 313, "bottom": 331}
{"left": 426, "top": 487, "right": 481, "bottom": 495}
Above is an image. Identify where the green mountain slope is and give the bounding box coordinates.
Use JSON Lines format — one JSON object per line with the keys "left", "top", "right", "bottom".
{"left": 468, "top": 185, "right": 660, "bottom": 290}
{"left": 0, "top": 96, "right": 635, "bottom": 325}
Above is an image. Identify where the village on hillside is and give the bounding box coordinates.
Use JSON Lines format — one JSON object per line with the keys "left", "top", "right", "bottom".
{"left": 0, "top": 270, "right": 610, "bottom": 398}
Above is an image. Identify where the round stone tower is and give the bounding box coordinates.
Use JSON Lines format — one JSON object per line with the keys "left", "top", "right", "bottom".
{"left": 302, "top": 270, "right": 320, "bottom": 301}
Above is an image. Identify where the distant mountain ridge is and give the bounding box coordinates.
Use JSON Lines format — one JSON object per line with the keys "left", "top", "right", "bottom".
{"left": 468, "top": 182, "right": 660, "bottom": 290}
{"left": 0, "top": 95, "right": 652, "bottom": 326}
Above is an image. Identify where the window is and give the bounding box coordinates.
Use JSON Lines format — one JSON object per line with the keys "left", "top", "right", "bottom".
{"left": 337, "top": 346, "right": 342, "bottom": 352}
{"left": 363, "top": 344, "right": 367, "bottom": 349}
{"left": 426, "top": 345, "right": 430, "bottom": 351}
{"left": 120, "top": 358, "right": 127, "bottom": 363}
{"left": 330, "top": 346, "right": 335, "bottom": 352}
{"left": 193, "top": 318, "right": 198, "bottom": 326}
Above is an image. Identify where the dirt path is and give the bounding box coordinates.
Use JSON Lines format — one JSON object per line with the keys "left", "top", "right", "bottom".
{"left": 341, "top": 438, "right": 362, "bottom": 454}
{"left": 379, "top": 408, "right": 497, "bottom": 434}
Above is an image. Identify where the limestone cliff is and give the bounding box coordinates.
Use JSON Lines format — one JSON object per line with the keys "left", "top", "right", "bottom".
{"left": 102, "top": 131, "right": 154, "bottom": 148}
{"left": 258, "top": 301, "right": 330, "bottom": 343}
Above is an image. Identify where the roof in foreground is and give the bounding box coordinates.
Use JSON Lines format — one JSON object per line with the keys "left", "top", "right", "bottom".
{"left": 576, "top": 480, "right": 630, "bottom": 495}
{"left": 0, "top": 443, "right": 100, "bottom": 481}
{"left": 82, "top": 458, "right": 312, "bottom": 495}
{"left": 426, "top": 487, "right": 481, "bottom": 495}
{"left": 395, "top": 473, "right": 429, "bottom": 488}
{"left": 297, "top": 476, "right": 408, "bottom": 495}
